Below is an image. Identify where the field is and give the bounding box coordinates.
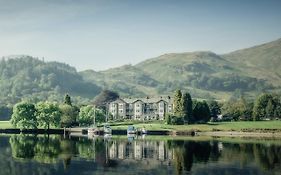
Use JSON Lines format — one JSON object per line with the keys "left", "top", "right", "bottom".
{"left": 1, "top": 120, "right": 281, "bottom": 132}
{"left": 110, "top": 121, "right": 281, "bottom": 132}
{"left": 0, "top": 121, "right": 13, "bottom": 129}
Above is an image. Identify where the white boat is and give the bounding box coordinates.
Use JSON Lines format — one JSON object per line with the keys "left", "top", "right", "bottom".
{"left": 127, "top": 125, "right": 136, "bottom": 134}
{"left": 141, "top": 128, "right": 147, "bottom": 134}
{"left": 104, "top": 133, "right": 112, "bottom": 139}
{"left": 88, "top": 127, "right": 100, "bottom": 136}
{"left": 104, "top": 123, "right": 112, "bottom": 134}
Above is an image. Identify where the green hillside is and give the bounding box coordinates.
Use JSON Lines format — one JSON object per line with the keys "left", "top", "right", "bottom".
{"left": 80, "top": 65, "right": 159, "bottom": 97}
{"left": 1, "top": 38, "right": 281, "bottom": 104}
{"left": 0, "top": 56, "right": 101, "bottom": 105}
{"left": 223, "top": 38, "right": 281, "bottom": 86}
{"left": 81, "top": 38, "right": 281, "bottom": 100}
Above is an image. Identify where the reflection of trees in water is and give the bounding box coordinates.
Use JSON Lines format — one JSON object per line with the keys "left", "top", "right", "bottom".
{"left": 253, "top": 144, "right": 281, "bottom": 170}
{"left": 169, "top": 140, "right": 281, "bottom": 174}
{"left": 10, "top": 134, "right": 38, "bottom": 159}
{"left": 7, "top": 135, "right": 281, "bottom": 174}
{"left": 220, "top": 142, "right": 281, "bottom": 172}
{"left": 168, "top": 140, "right": 220, "bottom": 174}
{"left": 34, "top": 136, "right": 61, "bottom": 164}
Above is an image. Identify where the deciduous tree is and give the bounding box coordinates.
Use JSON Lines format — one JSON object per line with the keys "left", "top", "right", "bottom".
{"left": 36, "top": 102, "right": 61, "bottom": 130}
{"left": 11, "top": 101, "right": 37, "bottom": 129}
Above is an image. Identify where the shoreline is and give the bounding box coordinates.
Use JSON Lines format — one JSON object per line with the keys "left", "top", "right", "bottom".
{"left": 1, "top": 128, "right": 281, "bottom": 138}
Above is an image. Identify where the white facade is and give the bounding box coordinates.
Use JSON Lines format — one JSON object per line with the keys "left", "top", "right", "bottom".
{"left": 109, "top": 96, "right": 174, "bottom": 120}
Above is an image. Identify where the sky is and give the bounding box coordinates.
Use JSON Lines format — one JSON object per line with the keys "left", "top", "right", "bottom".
{"left": 0, "top": 0, "right": 281, "bottom": 71}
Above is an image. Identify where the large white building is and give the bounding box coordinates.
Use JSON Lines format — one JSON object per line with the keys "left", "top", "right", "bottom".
{"left": 108, "top": 96, "right": 174, "bottom": 120}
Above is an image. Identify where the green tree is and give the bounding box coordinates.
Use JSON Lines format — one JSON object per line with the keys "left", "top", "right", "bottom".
{"left": 221, "top": 97, "right": 253, "bottom": 121}
{"left": 173, "top": 90, "right": 183, "bottom": 117}
{"left": 36, "top": 102, "right": 61, "bottom": 130}
{"left": 265, "top": 100, "right": 274, "bottom": 119}
{"left": 274, "top": 106, "right": 281, "bottom": 119}
{"left": 253, "top": 93, "right": 272, "bottom": 121}
{"left": 59, "top": 104, "right": 77, "bottom": 127}
{"left": 93, "top": 90, "right": 119, "bottom": 110}
{"left": 10, "top": 101, "right": 37, "bottom": 129}
{"left": 208, "top": 100, "right": 221, "bottom": 120}
{"left": 193, "top": 101, "right": 210, "bottom": 123}
{"left": 78, "top": 105, "right": 106, "bottom": 126}
{"left": 64, "top": 94, "right": 72, "bottom": 106}
{"left": 181, "top": 92, "right": 193, "bottom": 123}
{"left": 78, "top": 105, "right": 95, "bottom": 126}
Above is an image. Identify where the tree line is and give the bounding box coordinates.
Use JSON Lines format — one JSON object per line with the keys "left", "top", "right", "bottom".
{"left": 10, "top": 94, "right": 106, "bottom": 130}
{"left": 168, "top": 90, "right": 281, "bottom": 125}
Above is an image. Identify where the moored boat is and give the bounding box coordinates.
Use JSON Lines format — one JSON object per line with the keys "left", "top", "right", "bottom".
{"left": 127, "top": 125, "right": 136, "bottom": 134}
{"left": 104, "top": 123, "right": 112, "bottom": 134}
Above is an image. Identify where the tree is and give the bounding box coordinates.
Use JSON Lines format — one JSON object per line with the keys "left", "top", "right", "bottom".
{"left": 221, "top": 97, "right": 253, "bottom": 121}
{"left": 78, "top": 105, "right": 106, "bottom": 126}
{"left": 265, "top": 100, "right": 274, "bottom": 119}
{"left": 173, "top": 90, "right": 183, "bottom": 117}
{"left": 78, "top": 105, "right": 95, "bottom": 126}
{"left": 64, "top": 94, "right": 72, "bottom": 106}
{"left": 182, "top": 92, "right": 193, "bottom": 123}
{"left": 59, "top": 104, "right": 77, "bottom": 127}
{"left": 193, "top": 101, "right": 210, "bottom": 123}
{"left": 274, "top": 106, "right": 281, "bottom": 119}
{"left": 93, "top": 90, "right": 119, "bottom": 110}
{"left": 10, "top": 101, "right": 37, "bottom": 129}
{"left": 36, "top": 102, "right": 61, "bottom": 130}
{"left": 208, "top": 100, "right": 221, "bottom": 120}
{"left": 253, "top": 93, "right": 272, "bottom": 121}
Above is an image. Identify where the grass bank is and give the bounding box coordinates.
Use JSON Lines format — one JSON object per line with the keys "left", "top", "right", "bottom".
{"left": 0, "top": 121, "right": 12, "bottom": 129}
{"left": 2, "top": 120, "right": 281, "bottom": 133}
{"left": 110, "top": 121, "right": 281, "bottom": 132}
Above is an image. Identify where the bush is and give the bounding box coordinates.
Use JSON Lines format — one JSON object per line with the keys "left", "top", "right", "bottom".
{"left": 166, "top": 115, "right": 184, "bottom": 125}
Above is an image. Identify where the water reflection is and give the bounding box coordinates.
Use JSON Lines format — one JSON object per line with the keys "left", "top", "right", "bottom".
{"left": 1, "top": 134, "right": 281, "bottom": 175}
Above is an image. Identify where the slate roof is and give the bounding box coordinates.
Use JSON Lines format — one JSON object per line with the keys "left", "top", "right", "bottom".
{"left": 118, "top": 96, "right": 173, "bottom": 104}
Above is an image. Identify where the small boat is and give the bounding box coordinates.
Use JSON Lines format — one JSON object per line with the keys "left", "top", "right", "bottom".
{"left": 127, "top": 125, "right": 136, "bottom": 134}
{"left": 104, "top": 133, "right": 112, "bottom": 139}
{"left": 88, "top": 126, "right": 100, "bottom": 135}
{"left": 104, "top": 123, "right": 112, "bottom": 134}
{"left": 141, "top": 127, "right": 147, "bottom": 134}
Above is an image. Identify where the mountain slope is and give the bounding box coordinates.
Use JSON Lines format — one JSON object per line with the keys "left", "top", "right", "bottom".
{"left": 0, "top": 56, "right": 101, "bottom": 105}
{"left": 224, "top": 38, "right": 281, "bottom": 71}
{"left": 80, "top": 64, "right": 159, "bottom": 97}
{"left": 81, "top": 38, "right": 281, "bottom": 100}
{"left": 223, "top": 38, "right": 281, "bottom": 85}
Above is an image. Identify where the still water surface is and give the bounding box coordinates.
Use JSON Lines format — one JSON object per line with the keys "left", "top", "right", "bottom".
{"left": 0, "top": 134, "right": 281, "bottom": 175}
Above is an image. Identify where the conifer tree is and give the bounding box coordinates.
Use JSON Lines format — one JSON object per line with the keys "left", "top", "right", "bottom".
{"left": 182, "top": 92, "right": 193, "bottom": 123}
{"left": 173, "top": 90, "right": 183, "bottom": 117}
{"left": 64, "top": 94, "right": 72, "bottom": 106}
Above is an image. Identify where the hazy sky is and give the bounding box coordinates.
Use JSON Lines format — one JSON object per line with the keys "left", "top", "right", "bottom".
{"left": 0, "top": 0, "right": 281, "bottom": 71}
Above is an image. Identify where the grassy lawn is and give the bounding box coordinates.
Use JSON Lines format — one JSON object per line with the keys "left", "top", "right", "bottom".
{"left": 111, "top": 121, "right": 281, "bottom": 132}
{"left": 0, "top": 121, "right": 13, "bottom": 129}
{"left": 1, "top": 120, "right": 281, "bottom": 132}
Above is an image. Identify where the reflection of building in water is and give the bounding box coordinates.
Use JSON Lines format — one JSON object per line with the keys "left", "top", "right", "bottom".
{"left": 108, "top": 140, "right": 174, "bottom": 164}
{"left": 218, "top": 142, "right": 223, "bottom": 152}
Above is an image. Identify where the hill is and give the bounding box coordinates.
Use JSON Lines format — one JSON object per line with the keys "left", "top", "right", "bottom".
{"left": 1, "top": 38, "right": 281, "bottom": 104}
{"left": 81, "top": 38, "right": 281, "bottom": 100}
{"left": 0, "top": 56, "right": 101, "bottom": 105}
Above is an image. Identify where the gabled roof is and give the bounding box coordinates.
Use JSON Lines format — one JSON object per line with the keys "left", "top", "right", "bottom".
{"left": 122, "top": 96, "right": 173, "bottom": 104}
{"left": 110, "top": 98, "right": 126, "bottom": 104}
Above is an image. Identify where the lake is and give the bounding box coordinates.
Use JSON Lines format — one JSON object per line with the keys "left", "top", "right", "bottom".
{"left": 0, "top": 134, "right": 280, "bottom": 175}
